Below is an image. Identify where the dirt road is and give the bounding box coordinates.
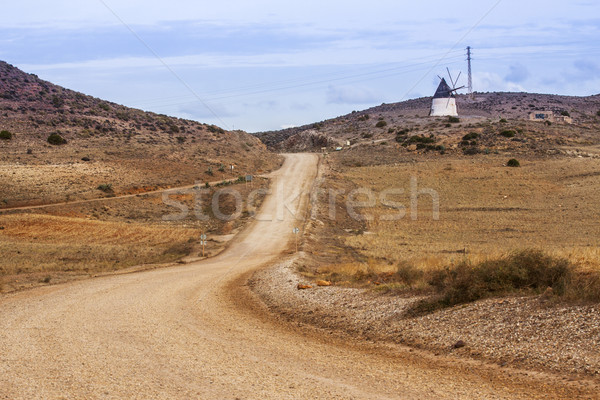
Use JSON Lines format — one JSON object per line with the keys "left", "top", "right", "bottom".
{"left": 0, "top": 154, "right": 590, "bottom": 399}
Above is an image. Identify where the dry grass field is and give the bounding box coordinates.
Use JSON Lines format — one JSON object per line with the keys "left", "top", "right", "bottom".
{"left": 0, "top": 178, "right": 270, "bottom": 293}
{"left": 304, "top": 153, "right": 600, "bottom": 304}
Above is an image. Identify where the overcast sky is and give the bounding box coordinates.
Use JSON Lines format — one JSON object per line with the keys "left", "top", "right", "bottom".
{"left": 1, "top": 0, "right": 599, "bottom": 132}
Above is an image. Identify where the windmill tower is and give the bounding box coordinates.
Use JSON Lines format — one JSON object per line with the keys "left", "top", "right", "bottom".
{"left": 430, "top": 68, "right": 465, "bottom": 117}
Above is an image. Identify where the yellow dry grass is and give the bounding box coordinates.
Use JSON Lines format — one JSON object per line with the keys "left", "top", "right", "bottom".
{"left": 336, "top": 155, "right": 600, "bottom": 273}
{"left": 0, "top": 213, "right": 200, "bottom": 278}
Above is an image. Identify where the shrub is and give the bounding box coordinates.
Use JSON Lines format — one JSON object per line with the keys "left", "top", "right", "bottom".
{"left": 462, "top": 132, "right": 479, "bottom": 141}
{"left": 448, "top": 116, "right": 460, "bottom": 123}
{"left": 499, "top": 130, "right": 516, "bottom": 138}
{"left": 0, "top": 130, "right": 12, "bottom": 140}
{"left": 81, "top": 156, "right": 90, "bottom": 162}
{"left": 358, "top": 114, "right": 370, "bottom": 121}
{"left": 47, "top": 133, "right": 67, "bottom": 145}
{"left": 499, "top": 118, "right": 507, "bottom": 123}
{"left": 206, "top": 167, "right": 214, "bottom": 176}
{"left": 51, "top": 95, "right": 64, "bottom": 108}
{"left": 507, "top": 158, "right": 520, "bottom": 167}
{"left": 375, "top": 120, "right": 387, "bottom": 128}
{"left": 597, "top": 110, "right": 600, "bottom": 117}
{"left": 97, "top": 183, "right": 113, "bottom": 193}
{"left": 98, "top": 103, "right": 110, "bottom": 111}
{"left": 560, "top": 110, "right": 570, "bottom": 117}
{"left": 406, "top": 135, "right": 435, "bottom": 144}
{"left": 411, "top": 250, "right": 572, "bottom": 314}
{"left": 463, "top": 147, "right": 479, "bottom": 155}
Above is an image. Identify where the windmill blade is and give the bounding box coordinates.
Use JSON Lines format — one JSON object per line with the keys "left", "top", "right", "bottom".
{"left": 437, "top": 75, "right": 443, "bottom": 82}
{"left": 449, "top": 85, "right": 466, "bottom": 93}
{"left": 446, "top": 67, "right": 455, "bottom": 87}
{"left": 454, "top": 71, "right": 462, "bottom": 87}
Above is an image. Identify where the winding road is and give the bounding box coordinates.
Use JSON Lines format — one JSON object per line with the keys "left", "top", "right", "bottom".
{"left": 0, "top": 154, "right": 587, "bottom": 399}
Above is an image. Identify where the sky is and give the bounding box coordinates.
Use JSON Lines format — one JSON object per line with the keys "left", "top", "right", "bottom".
{"left": 1, "top": 1, "right": 599, "bottom": 132}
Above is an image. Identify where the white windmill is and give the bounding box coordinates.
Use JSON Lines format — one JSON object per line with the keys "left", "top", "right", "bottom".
{"left": 430, "top": 68, "right": 465, "bottom": 117}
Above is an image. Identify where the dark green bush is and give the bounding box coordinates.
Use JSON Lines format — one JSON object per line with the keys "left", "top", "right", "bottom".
{"left": 560, "top": 110, "right": 570, "bottom": 117}
{"left": 500, "top": 130, "right": 516, "bottom": 138}
{"left": 462, "top": 132, "right": 479, "bottom": 141}
{"left": 375, "top": 120, "right": 387, "bottom": 128}
{"left": 0, "top": 130, "right": 12, "bottom": 140}
{"left": 463, "top": 147, "right": 479, "bottom": 155}
{"left": 507, "top": 158, "right": 520, "bottom": 167}
{"left": 406, "top": 135, "right": 435, "bottom": 144}
{"left": 47, "top": 133, "right": 67, "bottom": 145}
{"left": 448, "top": 116, "right": 460, "bottom": 123}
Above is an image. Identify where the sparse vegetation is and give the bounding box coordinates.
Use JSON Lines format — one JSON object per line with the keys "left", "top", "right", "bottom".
{"left": 448, "top": 116, "right": 460, "bottom": 123}
{"left": 462, "top": 132, "right": 479, "bottom": 141}
{"left": 0, "top": 130, "right": 12, "bottom": 140}
{"left": 409, "top": 250, "right": 575, "bottom": 315}
{"left": 97, "top": 183, "right": 113, "bottom": 193}
{"left": 47, "top": 133, "right": 67, "bottom": 145}
{"left": 507, "top": 158, "right": 520, "bottom": 167}
{"left": 500, "top": 130, "right": 516, "bottom": 138}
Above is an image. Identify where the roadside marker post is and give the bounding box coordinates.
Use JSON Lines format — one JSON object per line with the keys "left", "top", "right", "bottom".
{"left": 292, "top": 227, "right": 299, "bottom": 252}
{"left": 200, "top": 234, "right": 207, "bottom": 257}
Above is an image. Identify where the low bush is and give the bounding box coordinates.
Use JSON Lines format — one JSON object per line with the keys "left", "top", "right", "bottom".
{"left": 375, "top": 120, "right": 388, "bottom": 128}
{"left": 500, "top": 130, "right": 516, "bottom": 138}
{"left": 462, "top": 132, "right": 479, "bottom": 141}
{"left": 47, "top": 133, "right": 67, "bottom": 145}
{"left": 463, "top": 147, "right": 479, "bottom": 155}
{"left": 0, "top": 130, "right": 12, "bottom": 140}
{"left": 410, "top": 250, "right": 573, "bottom": 315}
{"left": 97, "top": 183, "right": 113, "bottom": 193}
{"left": 507, "top": 158, "right": 520, "bottom": 167}
{"left": 406, "top": 135, "right": 435, "bottom": 144}
{"left": 448, "top": 116, "right": 460, "bottom": 123}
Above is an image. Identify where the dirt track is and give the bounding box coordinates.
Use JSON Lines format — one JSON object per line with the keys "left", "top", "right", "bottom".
{"left": 0, "top": 154, "right": 594, "bottom": 399}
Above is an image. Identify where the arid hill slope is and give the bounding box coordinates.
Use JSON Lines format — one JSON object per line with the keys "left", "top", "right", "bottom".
{"left": 0, "top": 61, "right": 281, "bottom": 207}
{"left": 256, "top": 92, "right": 600, "bottom": 154}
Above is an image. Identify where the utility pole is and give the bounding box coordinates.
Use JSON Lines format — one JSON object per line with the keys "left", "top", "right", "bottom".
{"left": 466, "top": 46, "right": 473, "bottom": 99}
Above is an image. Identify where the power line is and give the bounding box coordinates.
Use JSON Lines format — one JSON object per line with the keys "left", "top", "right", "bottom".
{"left": 98, "top": 0, "right": 229, "bottom": 129}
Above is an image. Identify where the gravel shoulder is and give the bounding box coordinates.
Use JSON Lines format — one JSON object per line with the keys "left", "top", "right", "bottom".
{"left": 250, "top": 255, "right": 600, "bottom": 383}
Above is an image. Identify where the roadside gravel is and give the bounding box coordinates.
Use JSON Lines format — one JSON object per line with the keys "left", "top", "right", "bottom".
{"left": 250, "top": 255, "right": 600, "bottom": 378}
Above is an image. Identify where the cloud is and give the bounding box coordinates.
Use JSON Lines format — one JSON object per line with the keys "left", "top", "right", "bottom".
{"left": 473, "top": 71, "right": 526, "bottom": 93}
{"left": 505, "top": 64, "right": 529, "bottom": 83}
{"left": 326, "top": 85, "right": 380, "bottom": 105}
{"left": 573, "top": 60, "right": 600, "bottom": 79}
{"left": 177, "top": 102, "right": 236, "bottom": 121}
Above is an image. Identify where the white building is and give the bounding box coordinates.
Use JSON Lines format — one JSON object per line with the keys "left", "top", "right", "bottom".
{"left": 430, "top": 78, "right": 458, "bottom": 117}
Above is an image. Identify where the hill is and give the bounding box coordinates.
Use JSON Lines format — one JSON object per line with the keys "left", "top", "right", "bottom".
{"left": 255, "top": 92, "right": 600, "bottom": 158}
{"left": 0, "top": 61, "right": 281, "bottom": 207}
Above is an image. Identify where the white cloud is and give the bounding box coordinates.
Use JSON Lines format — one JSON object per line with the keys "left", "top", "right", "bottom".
{"left": 326, "top": 85, "right": 381, "bottom": 105}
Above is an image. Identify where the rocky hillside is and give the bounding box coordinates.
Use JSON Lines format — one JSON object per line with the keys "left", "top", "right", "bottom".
{"left": 0, "top": 61, "right": 281, "bottom": 207}
{"left": 256, "top": 92, "right": 600, "bottom": 155}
